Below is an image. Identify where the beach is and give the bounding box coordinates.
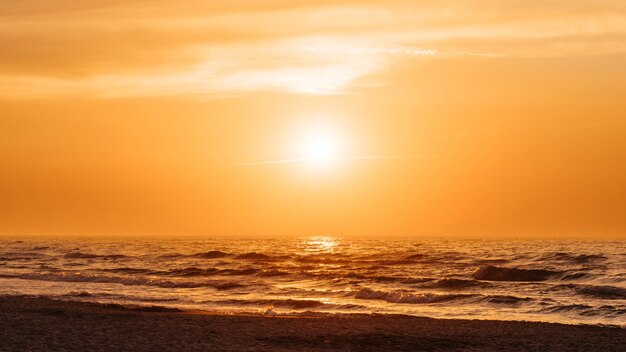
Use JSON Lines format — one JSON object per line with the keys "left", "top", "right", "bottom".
{"left": 1, "top": 296, "right": 624, "bottom": 352}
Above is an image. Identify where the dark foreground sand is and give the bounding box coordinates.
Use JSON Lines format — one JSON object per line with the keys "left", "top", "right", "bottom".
{"left": 0, "top": 296, "right": 624, "bottom": 351}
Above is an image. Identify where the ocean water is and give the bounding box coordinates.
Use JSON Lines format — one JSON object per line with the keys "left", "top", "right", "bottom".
{"left": 0, "top": 237, "right": 624, "bottom": 326}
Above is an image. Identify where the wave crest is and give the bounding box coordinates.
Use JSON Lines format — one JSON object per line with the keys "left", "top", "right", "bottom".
{"left": 0, "top": 272, "right": 246, "bottom": 290}
{"left": 235, "top": 252, "right": 271, "bottom": 260}
{"left": 354, "top": 288, "right": 476, "bottom": 304}
{"left": 425, "top": 278, "right": 489, "bottom": 290}
{"left": 538, "top": 252, "right": 607, "bottom": 264}
{"left": 64, "top": 252, "right": 126, "bottom": 259}
{"left": 192, "top": 251, "right": 231, "bottom": 259}
{"left": 577, "top": 285, "right": 626, "bottom": 300}
{"left": 473, "top": 266, "right": 560, "bottom": 282}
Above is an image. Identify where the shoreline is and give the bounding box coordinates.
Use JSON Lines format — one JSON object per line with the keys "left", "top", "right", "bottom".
{"left": 1, "top": 295, "right": 624, "bottom": 351}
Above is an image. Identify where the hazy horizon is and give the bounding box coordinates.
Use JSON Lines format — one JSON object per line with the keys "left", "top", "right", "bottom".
{"left": 0, "top": 232, "right": 624, "bottom": 241}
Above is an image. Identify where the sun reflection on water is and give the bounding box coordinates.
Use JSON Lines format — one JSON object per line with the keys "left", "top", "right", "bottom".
{"left": 301, "top": 236, "right": 340, "bottom": 253}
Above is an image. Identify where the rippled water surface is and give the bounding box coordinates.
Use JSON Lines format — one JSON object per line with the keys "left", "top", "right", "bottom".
{"left": 1, "top": 237, "right": 624, "bottom": 325}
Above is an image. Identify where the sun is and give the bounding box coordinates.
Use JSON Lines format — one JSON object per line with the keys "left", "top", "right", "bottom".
{"left": 299, "top": 131, "right": 341, "bottom": 165}
{"left": 307, "top": 138, "right": 334, "bottom": 161}
{"left": 241, "top": 127, "right": 345, "bottom": 167}
{"left": 284, "top": 124, "right": 345, "bottom": 168}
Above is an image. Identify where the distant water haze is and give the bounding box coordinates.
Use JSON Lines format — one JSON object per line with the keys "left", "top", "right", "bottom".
{"left": 1, "top": 237, "right": 624, "bottom": 326}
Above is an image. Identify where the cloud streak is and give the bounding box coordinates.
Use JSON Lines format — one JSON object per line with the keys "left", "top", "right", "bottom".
{"left": 239, "top": 154, "right": 463, "bottom": 167}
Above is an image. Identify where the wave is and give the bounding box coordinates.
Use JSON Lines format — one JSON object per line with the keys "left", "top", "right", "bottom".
{"left": 295, "top": 253, "right": 437, "bottom": 266}
{"left": 379, "top": 259, "right": 421, "bottom": 265}
{"left": 4, "top": 265, "right": 33, "bottom": 269}
{"left": 213, "top": 282, "right": 245, "bottom": 290}
{"left": 294, "top": 271, "right": 436, "bottom": 286}
{"left": 540, "top": 304, "right": 593, "bottom": 313}
{"left": 423, "top": 278, "right": 490, "bottom": 290}
{"left": 354, "top": 288, "right": 477, "bottom": 304}
{"left": 479, "top": 295, "right": 533, "bottom": 305}
{"left": 235, "top": 252, "right": 271, "bottom": 260}
{"left": 192, "top": 251, "right": 231, "bottom": 259}
{"left": 354, "top": 288, "right": 532, "bottom": 307}
{"left": 8, "top": 263, "right": 278, "bottom": 281}
{"left": 100, "top": 267, "right": 155, "bottom": 275}
{"left": 62, "top": 291, "right": 113, "bottom": 298}
{"left": 0, "top": 256, "right": 37, "bottom": 261}
{"left": 404, "top": 253, "right": 426, "bottom": 260}
{"left": 64, "top": 252, "right": 126, "bottom": 259}
{"left": 560, "top": 272, "right": 592, "bottom": 280}
{"left": 473, "top": 258, "right": 510, "bottom": 265}
{"left": 396, "top": 277, "right": 435, "bottom": 284}
{"left": 165, "top": 267, "right": 261, "bottom": 277}
{"left": 156, "top": 253, "right": 185, "bottom": 259}
{"left": 213, "top": 298, "right": 363, "bottom": 310}
{"left": 0, "top": 252, "right": 47, "bottom": 261}
{"left": 70, "top": 292, "right": 181, "bottom": 303}
{"left": 125, "top": 297, "right": 180, "bottom": 303}
{"left": 538, "top": 252, "right": 607, "bottom": 264}
{"left": 539, "top": 304, "right": 626, "bottom": 317}
{"left": 473, "top": 266, "right": 560, "bottom": 282}
{"left": 576, "top": 285, "right": 626, "bottom": 300}
{"left": 551, "top": 284, "right": 626, "bottom": 299}
{"left": 159, "top": 266, "right": 290, "bottom": 277}
{"left": 229, "top": 299, "right": 325, "bottom": 309}
{"left": 608, "top": 275, "right": 626, "bottom": 284}
{"left": 50, "top": 291, "right": 183, "bottom": 307}
{"left": 257, "top": 269, "right": 289, "bottom": 277}
{"left": 0, "top": 272, "right": 246, "bottom": 290}
{"left": 380, "top": 253, "right": 464, "bottom": 264}
{"left": 294, "top": 256, "right": 351, "bottom": 264}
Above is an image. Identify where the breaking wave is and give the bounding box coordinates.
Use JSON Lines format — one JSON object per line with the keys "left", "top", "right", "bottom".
{"left": 539, "top": 304, "right": 626, "bottom": 317}
{"left": 354, "top": 288, "right": 477, "bottom": 304}
{"left": 212, "top": 298, "right": 363, "bottom": 310}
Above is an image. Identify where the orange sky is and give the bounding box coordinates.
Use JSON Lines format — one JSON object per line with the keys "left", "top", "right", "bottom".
{"left": 1, "top": 1, "right": 625, "bottom": 238}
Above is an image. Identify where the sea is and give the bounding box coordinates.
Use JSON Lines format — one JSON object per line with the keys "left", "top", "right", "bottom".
{"left": 0, "top": 237, "right": 624, "bottom": 326}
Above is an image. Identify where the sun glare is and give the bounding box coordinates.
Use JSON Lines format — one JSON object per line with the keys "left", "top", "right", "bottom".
{"left": 307, "top": 138, "right": 334, "bottom": 161}
{"left": 298, "top": 129, "right": 341, "bottom": 165}
{"left": 301, "top": 236, "right": 339, "bottom": 253}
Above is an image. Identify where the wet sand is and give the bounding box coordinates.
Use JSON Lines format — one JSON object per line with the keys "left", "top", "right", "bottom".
{"left": 0, "top": 296, "right": 624, "bottom": 351}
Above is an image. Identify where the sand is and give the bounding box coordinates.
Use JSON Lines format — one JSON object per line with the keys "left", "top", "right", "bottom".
{"left": 0, "top": 296, "right": 624, "bottom": 351}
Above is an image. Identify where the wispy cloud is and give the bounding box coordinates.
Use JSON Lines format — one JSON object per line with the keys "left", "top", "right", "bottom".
{"left": 1, "top": 1, "right": 625, "bottom": 99}
{"left": 240, "top": 154, "right": 463, "bottom": 166}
